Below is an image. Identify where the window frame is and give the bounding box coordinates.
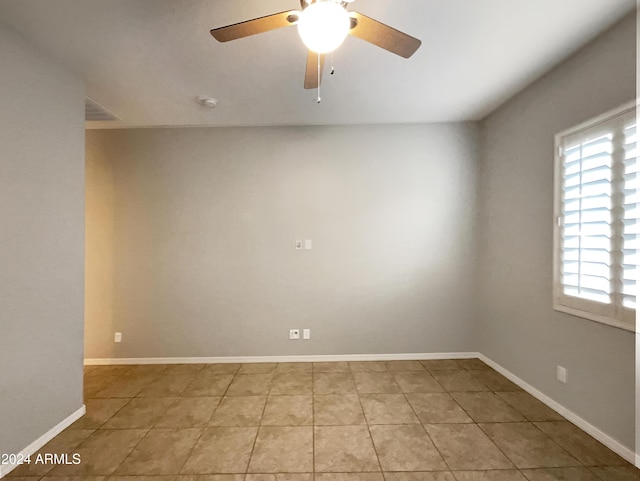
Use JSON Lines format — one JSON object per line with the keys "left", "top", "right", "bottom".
{"left": 553, "top": 100, "right": 637, "bottom": 332}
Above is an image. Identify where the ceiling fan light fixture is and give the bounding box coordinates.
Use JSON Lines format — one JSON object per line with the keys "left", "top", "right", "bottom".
{"left": 297, "top": 1, "right": 351, "bottom": 54}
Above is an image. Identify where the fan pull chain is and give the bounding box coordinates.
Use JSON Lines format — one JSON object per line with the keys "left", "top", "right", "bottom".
{"left": 316, "top": 53, "right": 322, "bottom": 104}
{"left": 330, "top": 51, "right": 335, "bottom": 75}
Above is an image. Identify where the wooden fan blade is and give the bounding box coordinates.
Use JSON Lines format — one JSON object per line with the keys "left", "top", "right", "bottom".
{"left": 304, "top": 50, "right": 325, "bottom": 89}
{"left": 348, "top": 12, "right": 421, "bottom": 59}
{"left": 211, "top": 10, "right": 299, "bottom": 42}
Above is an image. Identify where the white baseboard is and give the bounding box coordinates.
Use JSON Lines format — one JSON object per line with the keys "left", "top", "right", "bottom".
{"left": 0, "top": 405, "right": 86, "bottom": 478}
{"left": 84, "top": 351, "right": 481, "bottom": 365}
{"left": 478, "top": 353, "right": 636, "bottom": 465}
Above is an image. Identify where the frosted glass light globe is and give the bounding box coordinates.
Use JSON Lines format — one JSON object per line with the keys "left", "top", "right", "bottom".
{"left": 297, "top": 1, "right": 351, "bottom": 54}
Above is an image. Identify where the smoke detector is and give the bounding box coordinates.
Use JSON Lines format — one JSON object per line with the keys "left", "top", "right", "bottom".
{"left": 196, "top": 96, "right": 218, "bottom": 108}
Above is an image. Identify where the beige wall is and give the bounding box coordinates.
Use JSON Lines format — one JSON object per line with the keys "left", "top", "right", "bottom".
{"left": 84, "top": 123, "right": 478, "bottom": 359}
{"left": 478, "top": 13, "right": 636, "bottom": 450}
{"left": 85, "top": 131, "right": 116, "bottom": 360}
{"left": 0, "top": 23, "right": 85, "bottom": 458}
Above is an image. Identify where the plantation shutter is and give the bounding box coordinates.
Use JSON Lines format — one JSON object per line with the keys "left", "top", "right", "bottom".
{"left": 622, "top": 121, "right": 638, "bottom": 310}
{"left": 554, "top": 105, "right": 636, "bottom": 330}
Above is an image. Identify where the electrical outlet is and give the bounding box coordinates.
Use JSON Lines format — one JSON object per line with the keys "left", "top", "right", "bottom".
{"left": 289, "top": 329, "right": 300, "bottom": 340}
{"left": 114, "top": 332, "right": 122, "bottom": 343}
{"left": 295, "top": 240, "right": 303, "bottom": 250}
{"left": 557, "top": 365, "right": 568, "bottom": 383}
{"left": 303, "top": 329, "right": 311, "bottom": 339}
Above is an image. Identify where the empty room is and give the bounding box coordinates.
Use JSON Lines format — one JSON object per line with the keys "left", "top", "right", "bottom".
{"left": 0, "top": 1, "right": 638, "bottom": 480}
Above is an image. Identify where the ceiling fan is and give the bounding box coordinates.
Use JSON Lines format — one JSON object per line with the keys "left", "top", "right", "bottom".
{"left": 210, "top": 0, "right": 422, "bottom": 90}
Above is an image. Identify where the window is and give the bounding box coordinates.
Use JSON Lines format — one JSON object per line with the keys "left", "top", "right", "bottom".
{"left": 554, "top": 102, "right": 637, "bottom": 331}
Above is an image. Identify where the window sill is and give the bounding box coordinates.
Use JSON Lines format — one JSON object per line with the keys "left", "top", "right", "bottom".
{"left": 553, "top": 303, "right": 635, "bottom": 332}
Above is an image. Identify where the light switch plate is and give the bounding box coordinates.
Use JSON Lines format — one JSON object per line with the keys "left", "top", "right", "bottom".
{"left": 304, "top": 239, "right": 312, "bottom": 250}
{"left": 303, "top": 329, "right": 311, "bottom": 339}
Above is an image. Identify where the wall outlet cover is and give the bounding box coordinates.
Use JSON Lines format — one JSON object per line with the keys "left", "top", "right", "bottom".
{"left": 557, "top": 365, "right": 568, "bottom": 383}
{"left": 303, "top": 328, "right": 311, "bottom": 339}
{"left": 114, "top": 332, "right": 122, "bottom": 343}
{"left": 289, "top": 329, "right": 300, "bottom": 340}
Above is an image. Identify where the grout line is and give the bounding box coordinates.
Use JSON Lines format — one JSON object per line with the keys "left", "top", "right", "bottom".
{"left": 174, "top": 364, "right": 241, "bottom": 476}
{"left": 97, "top": 426, "right": 153, "bottom": 477}
{"left": 87, "top": 368, "right": 201, "bottom": 477}
{"left": 432, "top": 376, "right": 531, "bottom": 478}
{"left": 450, "top": 389, "right": 538, "bottom": 479}
{"left": 523, "top": 421, "right": 585, "bottom": 465}
{"left": 397, "top": 372, "right": 454, "bottom": 475}
{"left": 587, "top": 465, "right": 625, "bottom": 481}
{"left": 72, "top": 369, "right": 169, "bottom": 477}
{"left": 83, "top": 367, "right": 129, "bottom": 399}
{"left": 85, "top": 395, "right": 134, "bottom": 430}
{"left": 353, "top": 369, "right": 384, "bottom": 475}
{"left": 243, "top": 366, "right": 274, "bottom": 476}
{"left": 397, "top": 366, "right": 544, "bottom": 480}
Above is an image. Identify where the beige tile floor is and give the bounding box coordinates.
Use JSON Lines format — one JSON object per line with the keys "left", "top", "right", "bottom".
{"left": 8, "top": 359, "right": 640, "bottom": 481}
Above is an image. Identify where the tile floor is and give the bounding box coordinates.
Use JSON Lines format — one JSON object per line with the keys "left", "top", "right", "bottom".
{"left": 7, "top": 359, "right": 639, "bottom": 481}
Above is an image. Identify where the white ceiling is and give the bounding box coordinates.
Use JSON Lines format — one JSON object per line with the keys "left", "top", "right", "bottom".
{"left": 0, "top": 0, "right": 634, "bottom": 128}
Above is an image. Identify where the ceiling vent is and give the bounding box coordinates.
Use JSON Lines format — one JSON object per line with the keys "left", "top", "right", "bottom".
{"left": 85, "top": 97, "right": 120, "bottom": 122}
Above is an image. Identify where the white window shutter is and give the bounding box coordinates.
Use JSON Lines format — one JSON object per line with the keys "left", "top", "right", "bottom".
{"left": 622, "top": 122, "right": 638, "bottom": 310}
{"left": 554, "top": 103, "right": 637, "bottom": 331}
